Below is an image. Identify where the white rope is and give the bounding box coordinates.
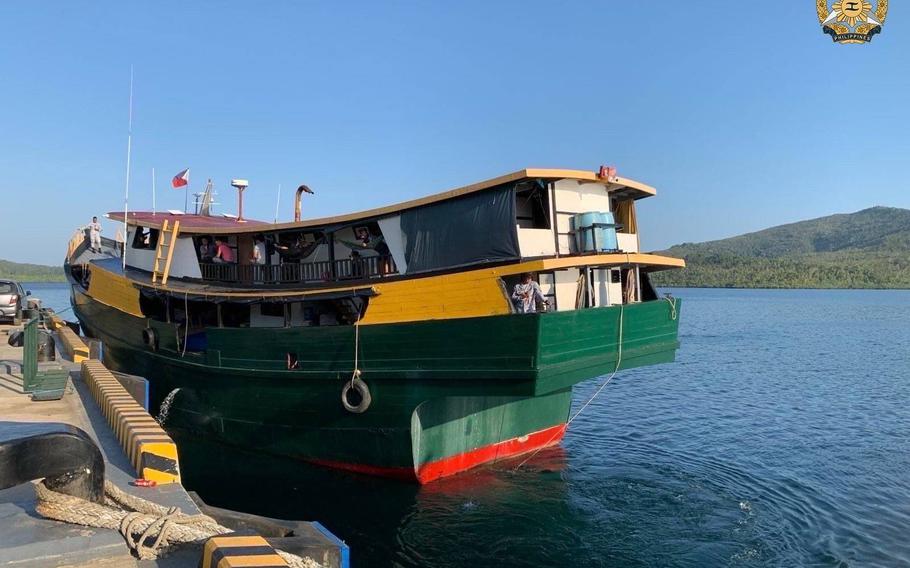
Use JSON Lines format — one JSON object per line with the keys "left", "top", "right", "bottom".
{"left": 181, "top": 291, "right": 189, "bottom": 357}
{"left": 350, "top": 298, "right": 362, "bottom": 388}
{"left": 664, "top": 294, "right": 677, "bottom": 320}
{"left": 33, "top": 480, "right": 321, "bottom": 567}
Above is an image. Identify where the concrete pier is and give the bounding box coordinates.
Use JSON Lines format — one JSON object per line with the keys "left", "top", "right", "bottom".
{"left": 0, "top": 321, "right": 347, "bottom": 567}
{"left": 0, "top": 323, "right": 203, "bottom": 567}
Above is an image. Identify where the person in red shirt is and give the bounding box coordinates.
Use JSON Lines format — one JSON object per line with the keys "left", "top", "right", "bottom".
{"left": 213, "top": 238, "right": 235, "bottom": 263}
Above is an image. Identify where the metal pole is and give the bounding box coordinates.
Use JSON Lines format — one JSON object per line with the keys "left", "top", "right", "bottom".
{"left": 274, "top": 183, "right": 281, "bottom": 223}
{"left": 151, "top": 167, "right": 156, "bottom": 216}
{"left": 122, "top": 65, "right": 133, "bottom": 270}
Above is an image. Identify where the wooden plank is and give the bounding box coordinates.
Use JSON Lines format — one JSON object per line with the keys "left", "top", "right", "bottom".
{"left": 160, "top": 220, "right": 180, "bottom": 285}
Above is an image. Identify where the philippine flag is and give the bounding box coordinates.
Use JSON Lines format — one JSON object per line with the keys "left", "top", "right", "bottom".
{"left": 172, "top": 168, "right": 190, "bottom": 188}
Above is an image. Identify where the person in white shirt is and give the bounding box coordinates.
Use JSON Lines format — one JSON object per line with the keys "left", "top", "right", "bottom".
{"left": 88, "top": 216, "right": 102, "bottom": 253}
{"left": 512, "top": 272, "right": 549, "bottom": 314}
{"left": 251, "top": 235, "right": 266, "bottom": 265}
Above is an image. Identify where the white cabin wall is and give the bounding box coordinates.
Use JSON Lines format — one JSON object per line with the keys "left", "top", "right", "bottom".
{"left": 554, "top": 268, "right": 580, "bottom": 311}
{"left": 616, "top": 233, "right": 639, "bottom": 253}
{"left": 517, "top": 228, "right": 556, "bottom": 258}
{"left": 124, "top": 228, "right": 157, "bottom": 271}
{"left": 553, "top": 180, "right": 640, "bottom": 254}
{"left": 168, "top": 237, "right": 203, "bottom": 278}
{"left": 377, "top": 216, "right": 408, "bottom": 273}
{"left": 124, "top": 228, "right": 202, "bottom": 279}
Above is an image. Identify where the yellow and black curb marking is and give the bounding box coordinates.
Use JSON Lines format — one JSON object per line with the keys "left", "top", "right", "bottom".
{"left": 81, "top": 360, "right": 180, "bottom": 484}
{"left": 49, "top": 315, "right": 90, "bottom": 362}
{"left": 201, "top": 534, "right": 290, "bottom": 568}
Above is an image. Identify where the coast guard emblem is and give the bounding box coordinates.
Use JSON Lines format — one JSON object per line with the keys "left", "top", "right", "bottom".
{"left": 817, "top": 0, "right": 888, "bottom": 43}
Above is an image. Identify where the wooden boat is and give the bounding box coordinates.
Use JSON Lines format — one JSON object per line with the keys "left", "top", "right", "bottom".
{"left": 65, "top": 167, "right": 684, "bottom": 483}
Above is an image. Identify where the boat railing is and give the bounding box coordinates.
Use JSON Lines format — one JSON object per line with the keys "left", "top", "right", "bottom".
{"left": 199, "top": 254, "right": 398, "bottom": 284}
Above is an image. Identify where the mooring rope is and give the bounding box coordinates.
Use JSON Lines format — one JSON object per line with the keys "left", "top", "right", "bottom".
{"left": 664, "top": 293, "right": 677, "bottom": 321}
{"left": 514, "top": 253, "right": 638, "bottom": 471}
{"left": 513, "top": 301, "right": 625, "bottom": 471}
{"left": 181, "top": 291, "right": 189, "bottom": 357}
{"left": 33, "top": 480, "right": 321, "bottom": 567}
{"left": 350, "top": 303, "right": 362, "bottom": 389}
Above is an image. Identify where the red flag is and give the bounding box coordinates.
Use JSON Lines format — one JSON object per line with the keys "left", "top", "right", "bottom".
{"left": 172, "top": 168, "right": 190, "bottom": 188}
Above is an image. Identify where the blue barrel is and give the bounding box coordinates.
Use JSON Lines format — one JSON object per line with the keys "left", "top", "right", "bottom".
{"left": 572, "top": 212, "right": 618, "bottom": 252}
{"left": 571, "top": 212, "right": 599, "bottom": 253}
{"left": 596, "top": 211, "right": 619, "bottom": 251}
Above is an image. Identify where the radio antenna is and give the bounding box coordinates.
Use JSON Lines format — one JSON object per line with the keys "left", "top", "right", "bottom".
{"left": 274, "top": 184, "right": 281, "bottom": 223}
{"left": 122, "top": 65, "right": 133, "bottom": 269}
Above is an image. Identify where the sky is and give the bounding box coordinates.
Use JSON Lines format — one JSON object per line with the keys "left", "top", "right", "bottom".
{"left": 1, "top": 1, "right": 908, "bottom": 265}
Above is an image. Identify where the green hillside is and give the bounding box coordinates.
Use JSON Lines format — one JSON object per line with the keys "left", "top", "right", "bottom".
{"left": 651, "top": 207, "right": 910, "bottom": 289}
{"left": 0, "top": 259, "right": 65, "bottom": 282}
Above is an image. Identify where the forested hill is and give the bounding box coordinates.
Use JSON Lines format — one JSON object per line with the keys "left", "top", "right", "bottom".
{"left": 651, "top": 207, "right": 910, "bottom": 289}
{"left": 0, "top": 259, "right": 65, "bottom": 282}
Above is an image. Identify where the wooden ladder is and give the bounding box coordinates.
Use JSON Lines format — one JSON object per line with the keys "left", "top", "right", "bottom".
{"left": 152, "top": 219, "right": 180, "bottom": 285}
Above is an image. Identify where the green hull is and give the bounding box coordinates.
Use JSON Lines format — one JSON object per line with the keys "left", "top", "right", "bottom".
{"left": 73, "top": 288, "right": 680, "bottom": 482}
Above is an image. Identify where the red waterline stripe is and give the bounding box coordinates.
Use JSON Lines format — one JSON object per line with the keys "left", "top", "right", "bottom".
{"left": 416, "top": 423, "right": 567, "bottom": 483}
{"left": 307, "top": 423, "right": 567, "bottom": 484}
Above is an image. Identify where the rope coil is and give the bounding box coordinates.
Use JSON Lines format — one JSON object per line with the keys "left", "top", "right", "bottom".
{"left": 34, "top": 480, "right": 321, "bottom": 567}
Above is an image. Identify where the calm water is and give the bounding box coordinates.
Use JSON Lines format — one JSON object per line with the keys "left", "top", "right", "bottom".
{"left": 44, "top": 283, "right": 910, "bottom": 566}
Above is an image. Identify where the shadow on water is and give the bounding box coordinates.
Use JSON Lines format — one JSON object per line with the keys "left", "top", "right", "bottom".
{"left": 170, "top": 431, "right": 575, "bottom": 567}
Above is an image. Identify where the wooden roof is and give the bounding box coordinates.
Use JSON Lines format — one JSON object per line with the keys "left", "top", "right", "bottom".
{"left": 108, "top": 168, "right": 657, "bottom": 235}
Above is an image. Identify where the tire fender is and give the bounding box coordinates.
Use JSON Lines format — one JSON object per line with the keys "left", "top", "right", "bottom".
{"left": 341, "top": 377, "right": 371, "bottom": 413}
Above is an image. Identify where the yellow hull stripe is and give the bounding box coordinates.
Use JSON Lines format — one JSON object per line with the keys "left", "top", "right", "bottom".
{"left": 85, "top": 253, "right": 684, "bottom": 326}
{"left": 87, "top": 265, "right": 144, "bottom": 317}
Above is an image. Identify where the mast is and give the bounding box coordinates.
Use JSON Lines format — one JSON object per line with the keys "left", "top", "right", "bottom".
{"left": 122, "top": 65, "right": 133, "bottom": 269}
{"left": 274, "top": 183, "right": 281, "bottom": 223}
{"left": 152, "top": 167, "right": 156, "bottom": 216}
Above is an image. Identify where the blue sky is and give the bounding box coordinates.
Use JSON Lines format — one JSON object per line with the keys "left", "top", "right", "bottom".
{"left": 2, "top": 1, "right": 908, "bottom": 265}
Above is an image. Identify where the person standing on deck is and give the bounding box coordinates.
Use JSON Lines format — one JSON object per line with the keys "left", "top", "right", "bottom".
{"left": 512, "top": 272, "right": 548, "bottom": 314}
{"left": 251, "top": 235, "right": 266, "bottom": 265}
{"left": 88, "top": 216, "right": 102, "bottom": 253}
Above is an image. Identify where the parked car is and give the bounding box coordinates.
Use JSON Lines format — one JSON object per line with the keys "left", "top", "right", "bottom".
{"left": 0, "top": 280, "right": 29, "bottom": 322}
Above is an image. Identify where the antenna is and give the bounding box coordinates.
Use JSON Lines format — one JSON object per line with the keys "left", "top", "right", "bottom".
{"left": 152, "top": 167, "right": 156, "bottom": 216}
{"left": 122, "top": 65, "right": 133, "bottom": 269}
{"left": 274, "top": 183, "right": 281, "bottom": 223}
{"left": 199, "top": 179, "right": 215, "bottom": 216}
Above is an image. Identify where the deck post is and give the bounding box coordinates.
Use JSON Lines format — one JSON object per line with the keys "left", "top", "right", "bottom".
{"left": 327, "top": 231, "right": 337, "bottom": 280}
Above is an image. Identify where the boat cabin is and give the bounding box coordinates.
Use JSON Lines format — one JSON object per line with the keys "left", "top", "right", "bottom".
{"left": 97, "top": 169, "right": 677, "bottom": 333}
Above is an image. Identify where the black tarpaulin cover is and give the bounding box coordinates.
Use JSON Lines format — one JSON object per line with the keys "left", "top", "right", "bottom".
{"left": 400, "top": 184, "right": 519, "bottom": 274}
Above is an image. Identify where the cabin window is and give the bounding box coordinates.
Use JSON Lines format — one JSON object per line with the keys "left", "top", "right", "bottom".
{"left": 260, "top": 303, "right": 284, "bottom": 318}
{"left": 139, "top": 294, "right": 167, "bottom": 321}
{"left": 515, "top": 182, "right": 551, "bottom": 230}
{"left": 221, "top": 303, "right": 251, "bottom": 328}
{"left": 132, "top": 228, "right": 159, "bottom": 250}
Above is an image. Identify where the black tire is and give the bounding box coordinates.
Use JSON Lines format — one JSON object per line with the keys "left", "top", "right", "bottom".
{"left": 341, "top": 378, "right": 371, "bottom": 413}
{"left": 142, "top": 328, "right": 158, "bottom": 352}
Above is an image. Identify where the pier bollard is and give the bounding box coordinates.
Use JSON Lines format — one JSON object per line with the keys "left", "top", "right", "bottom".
{"left": 200, "top": 534, "right": 290, "bottom": 568}
{"left": 0, "top": 422, "right": 105, "bottom": 503}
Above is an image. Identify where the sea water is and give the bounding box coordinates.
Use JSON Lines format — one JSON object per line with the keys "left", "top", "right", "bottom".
{"left": 37, "top": 283, "right": 910, "bottom": 566}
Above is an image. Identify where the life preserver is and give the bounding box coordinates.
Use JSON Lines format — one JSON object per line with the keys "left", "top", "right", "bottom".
{"left": 142, "top": 328, "right": 158, "bottom": 352}
{"left": 341, "top": 377, "right": 371, "bottom": 413}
